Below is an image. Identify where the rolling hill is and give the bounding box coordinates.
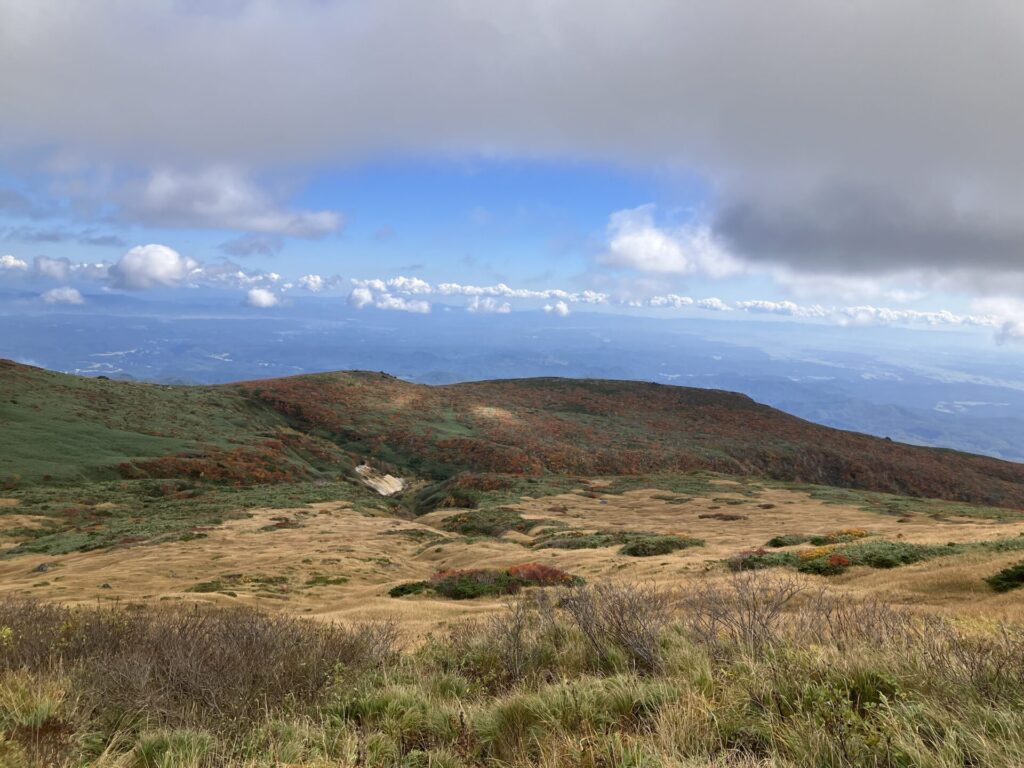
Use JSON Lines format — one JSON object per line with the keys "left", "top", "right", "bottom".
{"left": 3, "top": 359, "right": 1024, "bottom": 508}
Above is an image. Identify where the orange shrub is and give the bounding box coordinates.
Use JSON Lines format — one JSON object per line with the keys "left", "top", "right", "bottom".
{"left": 507, "top": 562, "right": 575, "bottom": 586}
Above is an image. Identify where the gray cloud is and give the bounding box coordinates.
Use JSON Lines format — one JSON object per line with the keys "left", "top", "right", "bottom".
{"left": 118, "top": 167, "right": 341, "bottom": 236}
{"left": 219, "top": 233, "right": 284, "bottom": 257}
{"left": 2, "top": 225, "right": 125, "bottom": 248}
{"left": 713, "top": 185, "right": 1024, "bottom": 278}
{"left": 0, "top": 188, "right": 55, "bottom": 219}
{"left": 1, "top": 1, "right": 1024, "bottom": 281}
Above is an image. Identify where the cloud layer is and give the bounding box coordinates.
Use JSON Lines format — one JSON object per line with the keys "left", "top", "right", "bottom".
{"left": 3, "top": 0, "right": 1022, "bottom": 287}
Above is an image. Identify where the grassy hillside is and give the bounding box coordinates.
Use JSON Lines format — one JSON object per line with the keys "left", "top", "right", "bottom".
{"left": 4, "top": 361, "right": 1024, "bottom": 507}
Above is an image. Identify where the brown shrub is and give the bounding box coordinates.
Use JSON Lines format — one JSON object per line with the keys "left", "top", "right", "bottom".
{"left": 560, "top": 581, "right": 671, "bottom": 674}
{"left": 507, "top": 562, "right": 575, "bottom": 586}
{"left": 0, "top": 598, "right": 399, "bottom": 726}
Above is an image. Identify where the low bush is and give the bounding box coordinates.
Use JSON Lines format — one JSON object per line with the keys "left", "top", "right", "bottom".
{"left": 390, "top": 564, "right": 582, "bottom": 600}
{"left": 0, "top": 598, "right": 399, "bottom": 726}
{"left": 798, "top": 553, "right": 852, "bottom": 576}
{"left": 617, "top": 534, "right": 703, "bottom": 557}
{"left": 431, "top": 569, "right": 521, "bottom": 600}
{"left": 728, "top": 548, "right": 799, "bottom": 571}
{"left": 986, "top": 562, "right": 1024, "bottom": 593}
{"left": 736, "top": 536, "right": 1024, "bottom": 576}
{"left": 766, "top": 533, "right": 810, "bottom": 548}
{"left": 767, "top": 528, "right": 870, "bottom": 548}
{"left": 533, "top": 529, "right": 703, "bottom": 556}
{"left": 440, "top": 507, "right": 557, "bottom": 537}
{"left": 388, "top": 580, "right": 430, "bottom": 598}
{"left": 839, "top": 539, "right": 954, "bottom": 569}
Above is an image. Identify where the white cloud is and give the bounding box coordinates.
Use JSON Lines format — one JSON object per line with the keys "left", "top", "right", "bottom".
{"left": 348, "top": 287, "right": 375, "bottom": 309}
{"left": 838, "top": 306, "right": 997, "bottom": 328}
{"left": 544, "top": 300, "right": 570, "bottom": 317}
{"left": 245, "top": 287, "right": 279, "bottom": 308}
{"left": 386, "top": 275, "right": 432, "bottom": 294}
{"left": 648, "top": 294, "right": 693, "bottom": 309}
{"left": 33, "top": 256, "right": 71, "bottom": 282}
{"left": 41, "top": 286, "right": 84, "bottom": 304}
{"left": 347, "top": 285, "right": 430, "bottom": 313}
{"left": 297, "top": 274, "right": 325, "bottom": 292}
{"left": 696, "top": 297, "right": 732, "bottom": 312}
{"left": 735, "top": 300, "right": 828, "bottom": 318}
{"left": 466, "top": 295, "right": 511, "bottom": 314}
{"left": 352, "top": 278, "right": 388, "bottom": 292}
{"left": 373, "top": 293, "right": 431, "bottom": 313}
{"left": 109, "top": 244, "right": 199, "bottom": 290}
{"left": 600, "top": 205, "right": 743, "bottom": 278}
{"left": 0, "top": 254, "right": 28, "bottom": 270}
{"left": 125, "top": 167, "right": 341, "bottom": 237}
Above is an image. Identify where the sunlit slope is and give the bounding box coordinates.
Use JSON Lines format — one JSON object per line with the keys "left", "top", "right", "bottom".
{"left": 3, "top": 361, "right": 1024, "bottom": 508}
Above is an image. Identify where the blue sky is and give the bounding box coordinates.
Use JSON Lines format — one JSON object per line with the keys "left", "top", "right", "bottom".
{"left": 1, "top": 1, "right": 1023, "bottom": 343}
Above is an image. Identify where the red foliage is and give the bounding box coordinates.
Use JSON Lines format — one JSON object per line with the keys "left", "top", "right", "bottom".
{"left": 507, "top": 562, "right": 575, "bottom": 586}
{"left": 121, "top": 443, "right": 306, "bottom": 485}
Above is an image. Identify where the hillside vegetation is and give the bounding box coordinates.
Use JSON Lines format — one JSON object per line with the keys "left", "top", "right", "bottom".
{"left": 3, "top": 361, "right": 1024, "bottom": 508}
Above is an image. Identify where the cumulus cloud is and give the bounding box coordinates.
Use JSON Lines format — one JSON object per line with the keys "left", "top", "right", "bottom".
{"left": 648, "top": 294, "right": 693, "bottom": 309}
{"left": 544, "top": 300, "right": 570, "bottom": 317}
{"left": 347, "top": 285, "right": 430, "bottom": 313}
{"left": 297, "top": 274, "right": 325, "bottom": 292}
{"left": 734, "top": 300, "right": 828, "bottom": 319}
{"left": 466, "top": 296, "right": 511, "bottom": 314}
{"left": 347, "top": 287, "right": 375, "bottom": 309}
{"left": 375, "top": 294, "right": 430, "bottom": 313}
{"left": 41, "top": 286, "right": 84, "bottom": 304}
{"left": 122, "top": 167, "right": 342, "bottom": 237}
{"left": 601, "top": 205, "right": 742, "bottom": 278}
{"left": 245, "top": 287, "right": 279, "bottom": 308}
{"left": 0, "top": 254, "right": 28, "bottom": 270}
{"left": 108, "top": 244, "right": 199, "bottom": 290}
{"left": 696, "top": 297, "right": 732, "bottom": 312}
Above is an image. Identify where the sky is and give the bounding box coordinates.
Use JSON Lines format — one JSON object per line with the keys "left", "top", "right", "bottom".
{"left": 1, "top": 0, "right": 1024, "bottom": 342}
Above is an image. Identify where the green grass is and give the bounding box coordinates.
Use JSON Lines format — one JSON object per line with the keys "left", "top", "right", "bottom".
{"left": 0, "top": 365, "right": 291, "bottom": 483}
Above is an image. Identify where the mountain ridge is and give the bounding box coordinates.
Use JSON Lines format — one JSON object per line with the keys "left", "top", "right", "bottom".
{"left": 3, "top": 360, "right": 1024, "bottom": 508}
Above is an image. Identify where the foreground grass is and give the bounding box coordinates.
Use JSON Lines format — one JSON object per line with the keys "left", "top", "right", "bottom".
{"left": 3, "top": 576, "right": 1024, "bottom": 767}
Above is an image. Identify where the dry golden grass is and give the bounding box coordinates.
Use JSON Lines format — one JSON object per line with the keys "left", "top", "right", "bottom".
{"left": 3, "top": 480, "right": 1024, "bottom": 631}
